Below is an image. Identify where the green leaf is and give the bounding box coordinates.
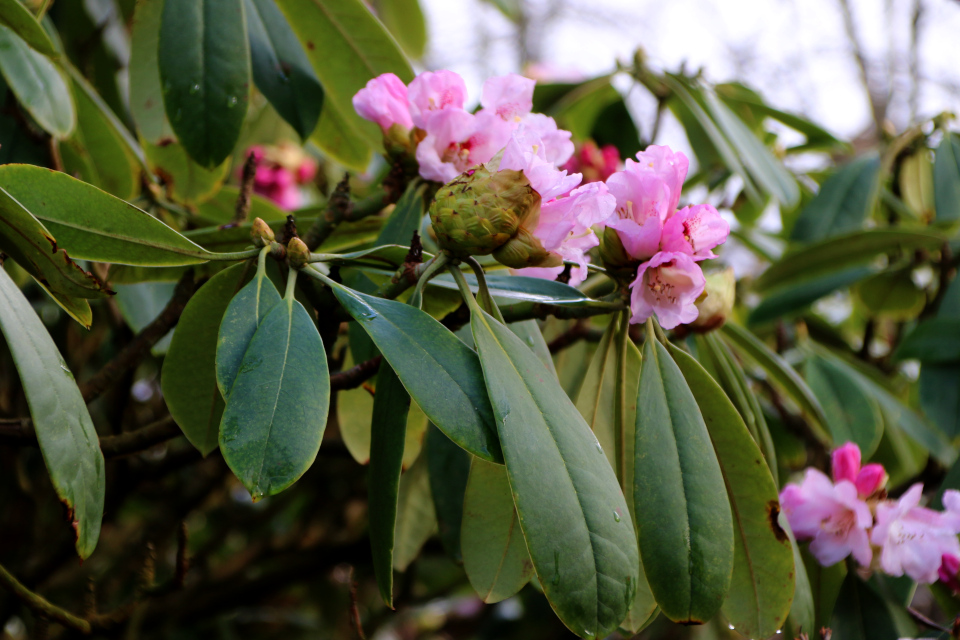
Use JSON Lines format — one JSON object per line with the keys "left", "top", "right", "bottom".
{"left": 921, "top": 363, "right": 960, "bottom": 440}
{"left": 790, "top": 154, "right": 881, "bottom": 243}
{"left": 749, "top": 266, "right": 877, "bottom": 326}
{"left": 591, "top": 98, "right": 642, "bottom": 160}
{"left": 163, "top": 264, "right": 250, "bottom": 455}
{"left": 461, "top": 457, "right": 534, "bottom": 604}
{"left": 375, "top": 0, "right": 426, "bottom": 59}
{"left": 37, "top": 283, "right": 93, "bottom": 328}
{"left": 429, "top": 272, "right": 605, "bottom": 308}
{"left": 0, "top": 185, "right": 111, "bottom": 299}
{"left": 721, "top": 323, "right": 831, "bottom": 444}
{"left": 159, "top": 0, "right": 250, "bottom": 168}
{"left": 369, "top": 363, "right": 411, "bottom": 607}
{"left": 934, "top": 132, "right": 960, "bottom": 223}
{"left": 855, "top": 268, "right": 927, "bottom": 321}
{"left": 215, "top": 263, "right": 281, "bottom": 398}
{"left": 716, "top": 87, "right": 844, "bottom": 152}
{"left": 0, "top": 24, "right": 74, "bottom": 137}
{"left": 274, "top": 0, "right": 413, "bottom": 151}
{"left": 0, "top": 0, "right": 57, "bottom": 56}
{"left": 551, "top": 77, "right": 620, "bottom": 140}
{"left": 702, "top": 89, "right": 799, "bottom": 207}
{"left": 669, "top": 344, "right": 794, "bottom": 638}
{"left": 830, "top": 574, "right": 899, "bottom": 640}
{"left": 803, "top": 547, "right": 847, "bottom": 632}
{"left": 245, "top": 0, "right": 323, "bottom": 139}
{"left": 195, "top": 185, "right": 288, "bottom": 225}
{"left": 0, "top": 164, "right": 211, "bottom": 266}
{"left": 508, "top": 319, "right": 557, "bottom": 378}
{"left": 755, "top": 229, "right": 947, "bottom": 294}
{"left": 309, "top": 98, "right": 372, "bottom": 172}
{"left": 113, "top": 282, "right": 177, "bottom": 354}
{"left": 129, "top": 0, "right": 174, "bottom": 145}
{"left": 392, "top": 452, "right": 436, "bottom": 571}
{"left": 0, "top": 268, "right": 104, "bottom": 559}
{"left": 144, "top": 138, "right": 230, "bottom": 205}
{"left": 783, "top": 523, "right": 815, "bottom": 638}
{"left": 634, "top": 337, "right": 733, "bottom": 624}
{"left": 469, "top": 304, "right": 638, "bottom": 638}
{"left": 893, "top": 318, "right": 960, "bottom": 364}
{"left": 325, "top": 278, "right": 502, "bottom": 463}
{"left": 804, "top": 354, "right": 883, "bottom": 456}
{"left": 425, "top": 424, "right": 470, "bottom": 562}
{"left": 219, "top": 289, "right": 330, "bottom": 497}
{"left": 376, "top": 180, "right": 424, "bottom": 247}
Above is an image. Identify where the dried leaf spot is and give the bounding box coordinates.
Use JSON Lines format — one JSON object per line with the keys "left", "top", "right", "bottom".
{"left": 767, "top": 500, "right": 788, "bottom": 542}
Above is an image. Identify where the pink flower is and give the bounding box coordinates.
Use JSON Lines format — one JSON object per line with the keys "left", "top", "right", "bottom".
{"left": 519, "top": 113, "right": 574, "bottom": 166}
{"left": 407, "top": 70, "right": 468, "bottom": 129}
{"left": 352, "top": 73, "right": 413, "bottom": 132}
{"left": 870, "top": 484, "right": 960, "bottom": 583}
{"left": 562, "top": 141, "right": 621, "bottom": 183}
{"left": 416, "top": 109, "right": 512, "bottom": 183}
{"left": 939, "top": 553, "right": 960, "bottom": 591}
{"left": 629, "top": 252, "right": 706, "bottom": 330}
{"left": 779, "top": 468, "right": 873, "bottom": 567}
{"left": 481, "top": 73, "right": 535, "bottom": 122}
{"left": 295, "top": 158, "right": 317, "bottom": 184}
{"left": 660, "top": 204, "right": 730, "bottom": 261}
{"left": 499, "top": 126, "right": 580, "bottom": 201}
{"left": 829, "top": 442, "right": 887, "bottom": 498}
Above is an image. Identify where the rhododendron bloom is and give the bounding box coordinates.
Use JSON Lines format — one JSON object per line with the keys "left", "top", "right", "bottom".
{"left": 481, "top": 73, "right": 535, "bottom": 122}
{"left": 830, "top": 442, "right": 887, "bottom": 498}
{"left": 407, "top": 70, "right": 467, "bottom": 128}
{"left": 939, "top": 553, "right": 960, "bottom": 592}
{"left": 416, "top": 109, "right": 512, "bottom": 183}
{"left": 660, "top": 204, "right": 730, "bottom": 261}
{"left": 499, "top": 126, "right": 580, "bottom": 200}
{"left": 351, "top": 73, "right": 413, "bottom": 131}
{"left": 562, "top": 141, "right": 621, "bottom": 183}
{"left": 871, "top": 484, "right": 960, "bottom": 583}
{"left": 247, "top": 145, "right": 315, "bottom": 211}
{"left": 780, "top": 468, "right": 873, "bottom": 567}
{"left": 520, "top": 113, "right": 575, "bottom": 166}
{"left": 629, "top": 252, "right": 706, "bottom": 330}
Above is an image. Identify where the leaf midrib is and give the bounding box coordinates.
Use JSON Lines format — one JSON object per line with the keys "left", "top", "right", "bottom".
{"left": 252, "top": 299, "right": 294, "bottom": 493}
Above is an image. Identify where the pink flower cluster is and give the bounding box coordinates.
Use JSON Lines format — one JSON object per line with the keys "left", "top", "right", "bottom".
{"left": 781, "top": 442, "right": 960, "bottom": 585}
{"left": 353, "top": 71, "right": 731, "bottom": 327}
{"left": 247, "top": 145, "right": 317, "bottom": 211}
{"left": 562, "top": 141, "right": 621, "bottom": 184}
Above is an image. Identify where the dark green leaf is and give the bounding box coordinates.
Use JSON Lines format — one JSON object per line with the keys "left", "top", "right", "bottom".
{"left": 461, "top": 457, "right": 534, "bottom": 604}
{"left": 113, "top": 282, "right": 177, "bottom": 354}
{"left": 159, "top": 0, "right": 250, "bottom": 167}
{"left": 783, "top": 523, "right": 815, "bottom": 638}
{"left": 274, "top": 0, "right": 414, "bottom": 150}
{"left": 0, "top": 0, "right": 57, "bottom": 56}
{"left": 324, "top": 277, "right": 501, "bottom": 462}
{"left": 634, "top": 337, "right": 733, "bottom": 624}
{"left": 749, "top": 266, "right": 877, "bottom": 326}
{"left": 804, "top": 354, "right": 883, "bottom": 456}
{"left": 551, "top": 77, "right": 621, "bottom": 140}
{"left": 790, "top": 154, "right": 881, "bottom": 243}
{"left": 0, "top": 268, "right": 104, "bottom": 558}
{"left": 0, "top": 185, "right": 110, "bottom": 300}
{"left": 215, "top": 263, "right": 281, "bottom": 398}
{"left": 855, "top": 268, "right": 927, "bottom": 320}
{"left": 470, "top": 304, "right": 638, "bottom": 638}
{"left": 0, "top": 164, "right": 211, "bottom": 266}
{"left": 129, "top": 0, "right": 173, "bottom": 144}
{"left": 754, "top": 229, "right": 947, "bottom": 294}
{"left": 508, "top": 319, "right": 556, "bottom": 377}
{"left": 219, "top": 291, "right": 330, "bottom": 498}
{"left": 803, "top": 547, "right": 847, "bottom": 632}
{"left": 425, "top": 424, "right": 470, "bottom": 562}
{"left": 0, "top": 24, "right": 73, "bottom": 137}
{"left": 144, "top": 138, "right": 230, "bottom": 205}
{"left": 921, "top": 363, "right": 960, "bottom": 440}
{"left": 310, "top": 98, "right": 372, "bottom": 171}
{"left": 590, "top": 98, "right": 641, "bottom": 159}
{"left": 369, "top": 363, "right": 411, "bottom": 606}
{"left": 245, "top": 0, "right": 323, "bottom": 139}
{"left": 163, "top": 264, "right": 251, "bottom": 455}
{"left": 392, "top": 453, "right": 436, "bottom": 571}
{"left": 934, "top": 132, "right": 960, "bottom": 223}
{"left": 375, "top": 0, "right": 426, "bottom": 59}
{"left": 429, "top": 272, "right": 604, "bottom": 307}
{"left": 376, "top": 181, "right": 424, "bottom": 247}
{"left": 893, "top": 318, "right": 960, "bottom": 364}
{"left": 669, "top": 344, "right": 794, "bottom": 638}
{"left": 830, "top": 574, "right": 898, "bottom": 640}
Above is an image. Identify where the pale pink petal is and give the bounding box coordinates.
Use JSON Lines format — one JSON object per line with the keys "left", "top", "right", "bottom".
{"left": 628, "top": 251, "right": 705, "bottom": 329}
{"left": 481, "top": 73, "right": 535, "bottom": 122}
{"left": 520, "top": 113, "right": 575, "bottom": 166}
{"left": 633, "top": 145, "right": 689, "bottom": 214}
{"left": 415, "top": 109, "right": 509, "bottom": 182}
{"left": 831, "top": 443, "right": 862, "bottom": 484}
{"left": 660, "top": 204, "right": 730, "bottom": 260}
{"left": 500, "top": 127, "right": 581, "bottom": 200}
{"left": 407, "top": 70, "right": 468, "bottom": 128}
{"left": 606, "top": 216, "right": 662, "bottom": 262}
{"left": 352, "top": 73, "right": 413, "bottom": 131}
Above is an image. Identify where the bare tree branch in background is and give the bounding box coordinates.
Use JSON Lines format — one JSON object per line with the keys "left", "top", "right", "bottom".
{"left": 836, "top": 0, "right": 888, "bottom": 137}
{"left": 909, "top": 0, "right": 924, "bottom": 122}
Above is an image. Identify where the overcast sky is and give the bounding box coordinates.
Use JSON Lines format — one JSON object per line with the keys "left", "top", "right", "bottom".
{"left": 419, "top": 0, "right": 960, "bottom": 146}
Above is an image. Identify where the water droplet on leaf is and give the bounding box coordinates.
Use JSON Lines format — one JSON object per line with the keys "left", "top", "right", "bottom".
{"left": 189, "top": 83, "right": 200, "bottom": 94}
{"left": 613, "top": 509, "right": 621, "bottom": 522}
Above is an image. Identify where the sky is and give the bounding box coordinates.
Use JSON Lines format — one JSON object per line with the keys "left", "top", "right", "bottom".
{"left": 418, "top": 0, "right": 960, "bottom": 146}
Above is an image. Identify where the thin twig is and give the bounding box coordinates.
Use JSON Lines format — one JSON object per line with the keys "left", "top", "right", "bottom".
{"left": 81, "top": 271, "right": 196, "bottom": 403}
{"left": 331, "top": 356, "right": 382, "bottom": 391}
{"left": 547, "top": 321, "right": 588, "bottom": 353}
{"left": 906, "top": 605, "right": 950, "bottom": 632}
{"left": 232, "top": 151, "right": 259, "bottom": 224}
{"left": 0, "top": 561, "right": 92, "bottom": 634}
{"left": 348, "top": 567, "right": 366, "bottom": 639}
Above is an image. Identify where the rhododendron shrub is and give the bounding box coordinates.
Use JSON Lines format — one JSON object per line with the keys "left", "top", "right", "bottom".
{"left": 1, "top": 5, "right": 958, "bottom": 640}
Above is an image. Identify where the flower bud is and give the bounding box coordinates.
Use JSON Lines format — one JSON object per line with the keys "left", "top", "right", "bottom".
{"left": 251, "top": 217, "right": 275, "bottom": 247}
{"left": 690, "top": 268, "right": 735, "bottom": 332}
{"left": 831, "top": 442, "right": 862, "bottom": 484}
{"left": 286, "top": 237, "right": 309, "bottom": 269}
{"left": 492, "top": 226, "right": 561, "bottom": 270}
{"left": 855, "top": 463, "right": 887, "bottom": 497}
{"left": 597, "top": 226, "right": 640, "bottom": 282}
{"left": 429, "top": 166, "right": 545, "bottom": 261}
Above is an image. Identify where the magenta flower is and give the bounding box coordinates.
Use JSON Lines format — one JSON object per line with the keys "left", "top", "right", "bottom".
{"left": 871, "top": 484, "right": 960, "bottom": 583}
{"left": 829, "top": 442, "right": 887, "bottom": 498}
{"left": 351, "top": 73, "right": 413, "bottom": 132}
{"left": 480, "top": 73, "right": 535, "bottom": 122}
{"left": 939, "top": 554, "right": 960, "bottom": 592}
{"left": 779, "top": 468, "right": 873, "bottom": 567}
{"left": 562, "top": 141, "right": 621, "bottom": 184}
{"left": 407, "top": 70, "right": 467, "bottom": 129}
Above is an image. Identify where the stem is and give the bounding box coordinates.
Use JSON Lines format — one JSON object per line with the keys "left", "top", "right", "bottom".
{"left": 306, "top": 253, "right": 345, "bottom": 263}
{"left": 203, "top": 248, "right": 262, "bottom": 262}
{"left": 465, "top": 257, "right": 504, "bottom": 323}
{"left": 449, "top": 266, "right": 482, "bottom": 315}
{"left": 613, "top": 310, "right": 631, "bottom": 490}
{"left": 649, "top": 317, "right": 668, "bottom": 345}
{"left": 409, "top": 254, "right": 448, "bottom": 310}
{"left": 285, "top": 268, "right": 298, "bottom": 300}
{"left": 0, "top": 561, "right": 92, "bottom": 633}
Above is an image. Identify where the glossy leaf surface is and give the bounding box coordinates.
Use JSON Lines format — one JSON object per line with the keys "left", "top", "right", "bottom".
{"left": 0, "top": 24, "right": 74, "bottom": 137}
{"left": 0, "top": 0, "right": 57, "bottom": 56}
{"left": 805, "top": 353, "right": 883, "bottom": 456}
{"left": 425, "top": 424, "right": 471, "bottom": 562}
{"left": 791, "top": 154, "right": 880, "bottom": 242}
